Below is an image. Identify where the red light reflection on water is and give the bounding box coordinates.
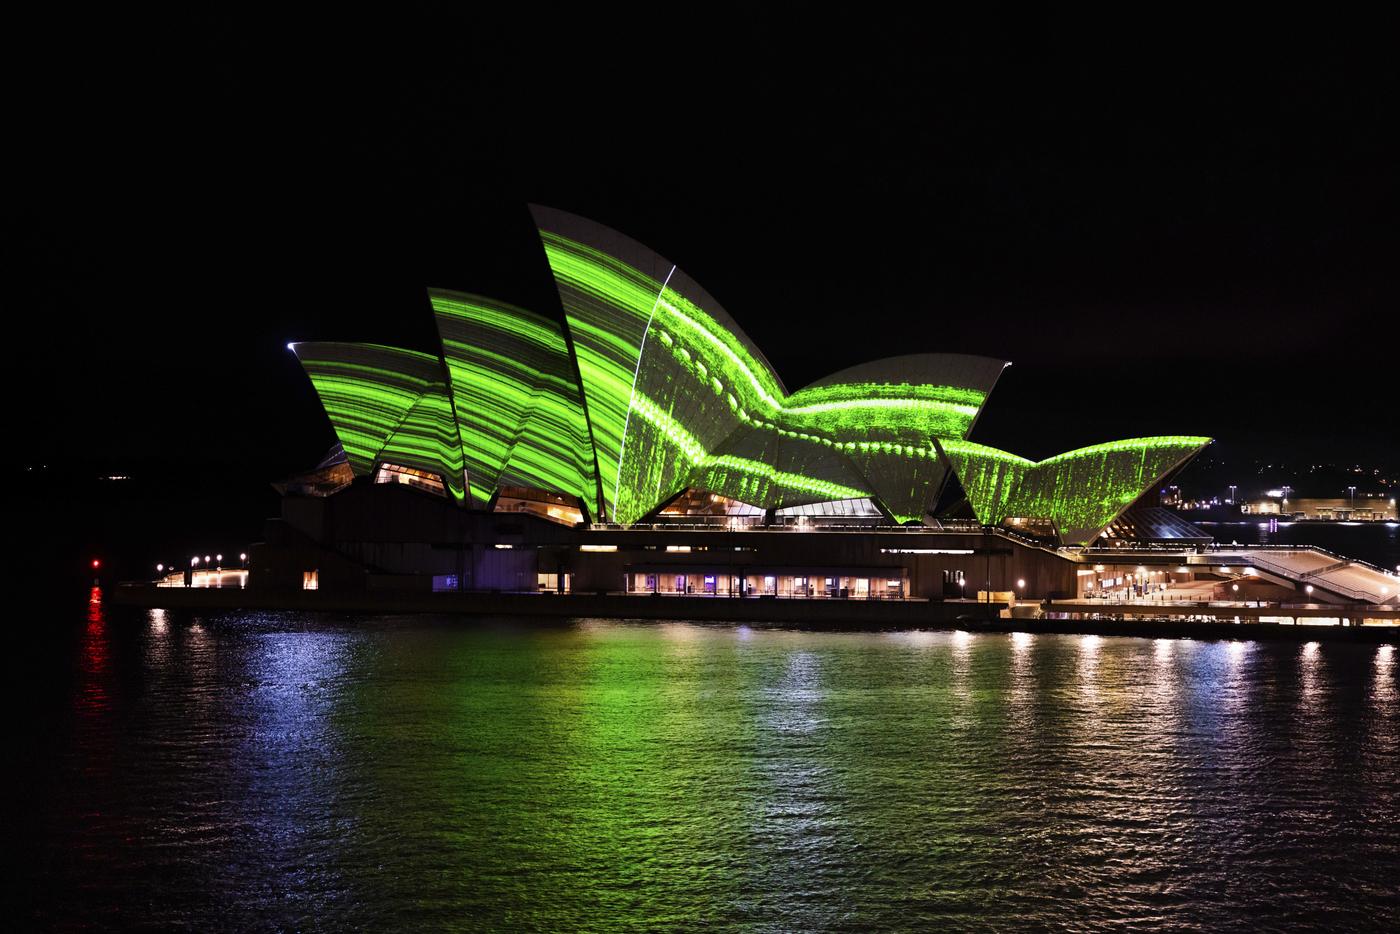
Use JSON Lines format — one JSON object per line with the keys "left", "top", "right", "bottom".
{"left": 78, "top": 585, "right": 111, "bottom": 715}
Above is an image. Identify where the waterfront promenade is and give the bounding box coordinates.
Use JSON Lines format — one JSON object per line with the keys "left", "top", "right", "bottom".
{"left": 112, "top": 582, "right": 1400, "bottom": 643}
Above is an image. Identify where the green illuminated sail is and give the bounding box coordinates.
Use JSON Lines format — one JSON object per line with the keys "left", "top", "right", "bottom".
{"left": 940, "top": 436, "right": 1212, "bottom": 544}
{"left": 375, "top": 380, "right": 467, "bottom": 503}
{"left": 431, "top": 290, "right": 595, "bottom": 508}
{"left": 936, "top": 439, "right": 1035, "bottom": 527}
{"left": 531, "top": 206, "right": 1007, "bottom": 524}
{"left": 288, "top": 208, "right": 1209, "bottom": 530}
{"left": 290, "top": 342, "right": 448, "bottom": 476}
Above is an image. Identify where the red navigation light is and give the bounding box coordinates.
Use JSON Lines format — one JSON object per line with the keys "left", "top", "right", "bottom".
{"left": 91, "top": 559, "right": 101, "bottom": 569}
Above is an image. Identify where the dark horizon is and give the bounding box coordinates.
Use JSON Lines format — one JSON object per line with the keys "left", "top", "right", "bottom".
{"left": 13, "top": 18, "right": 1398, "bottom": 485}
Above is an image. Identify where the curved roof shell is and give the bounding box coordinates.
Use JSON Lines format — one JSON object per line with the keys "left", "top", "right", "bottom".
{"left": 289, "top": 207, "right": 1209, "bottom": 529}
{"left": 938, "top": 436, "right": 1212, "bottom": 544}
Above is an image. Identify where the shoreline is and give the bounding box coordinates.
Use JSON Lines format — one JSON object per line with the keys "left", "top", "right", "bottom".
{"left": 111, "top": 585, "right": 1400, "bottom": 644}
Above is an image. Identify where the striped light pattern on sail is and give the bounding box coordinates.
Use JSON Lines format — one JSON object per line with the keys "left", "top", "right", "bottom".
{"left": 373, "top": 380, "right": 467, "bottom": 503}
{"left": 531, "top": 207, "right": 1007, "bottom": 524}
{"left": 290, "top": 342, "right": 467, "bottom": 502}
{"left": 288, "top": 207, "right": 1209, "bottom": 531}
{"left": 939, "top": 436, "right": 1211, "bottom": 544}
{"left": 431, "top": 290, "right": 595, "bottom": 507}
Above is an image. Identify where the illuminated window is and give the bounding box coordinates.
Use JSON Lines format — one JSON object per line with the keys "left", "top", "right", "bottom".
{"left": 537, "top": 572, "right": 569, "bottom": 593}
{"left": 373, "top": 463, "right": 446, "bottom": 497}
{"left": 302, "top": 570, "right": 319, "bottom": 590}
{"left": 494, "top": 487, "right": 584, "bottom": 526}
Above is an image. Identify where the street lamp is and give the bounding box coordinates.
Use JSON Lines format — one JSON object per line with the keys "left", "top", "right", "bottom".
{"left": 1347, "top": 486, "right": 1356, "bottom": 510}
{"left": 1228, "top": 485, "right": 1237, "bottom": 505}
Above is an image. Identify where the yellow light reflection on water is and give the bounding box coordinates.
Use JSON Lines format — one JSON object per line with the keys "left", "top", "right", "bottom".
{"left": 1376, "top": 645, "right": 1396, "bottom": 705}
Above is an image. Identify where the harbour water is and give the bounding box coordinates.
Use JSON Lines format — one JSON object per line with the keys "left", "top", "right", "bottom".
{"left": 18, "top": 595, "right": 1400, "bottom": 930}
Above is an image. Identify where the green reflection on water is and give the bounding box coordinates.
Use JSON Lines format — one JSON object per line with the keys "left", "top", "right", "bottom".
{"left": 295, "top": 621, "right": 1399, "bottom": 930}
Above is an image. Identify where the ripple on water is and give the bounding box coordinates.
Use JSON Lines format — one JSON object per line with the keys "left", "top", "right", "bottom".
{"left": 20, "top": 610, "right": 1400, "bottom": 931}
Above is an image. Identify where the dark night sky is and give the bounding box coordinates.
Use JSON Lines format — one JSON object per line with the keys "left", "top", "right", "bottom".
{"left": 13, "top": 15, "right": 1399, "bottom": 484}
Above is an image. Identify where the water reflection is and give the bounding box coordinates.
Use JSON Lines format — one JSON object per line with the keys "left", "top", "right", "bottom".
{"left": 25, "top": 612, "right": 1400, "bottom": 931}
{"left": 1300, "top": 641, "right": 1323, "bottom": 705}
{"left": 76, "top": 586, "right": 111, "bottom": 718}
{"left": 1376, "top": 645, "right": 1395, "bottom": 705}
{"left": 1076, "top": 633, "right": 1101, "bottom": 702}
{"left": 949, "top": 629, "right": 974, "bottom": 705}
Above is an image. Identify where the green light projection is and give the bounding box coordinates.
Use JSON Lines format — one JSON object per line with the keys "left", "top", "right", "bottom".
{"left": 939, "top": 436, "right": 1211, "bottom": 544}
{"left": 290, "top": 208, "right": 1207, "bottom": 529}
{"left": 534, "top": 228, "right": 670, "bottom": 518}
{"left": 431, "top": 290, "right": 595, "bottom": 508}
{"left": 935, "top": 439, "right": 1034, "bottom": 527}
{"left": 291, "top": 342, "right": 449, "bottom": 475}
{"left": 533, "top": 207, "right": 1007, "bottom": 524}
{"left": 374, "top": 380, "right": 467, "bottom": 503}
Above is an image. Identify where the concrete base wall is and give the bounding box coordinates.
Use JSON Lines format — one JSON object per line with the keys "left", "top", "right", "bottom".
{"left": 110, "top": 585, "right": 1400, "bottom": 644}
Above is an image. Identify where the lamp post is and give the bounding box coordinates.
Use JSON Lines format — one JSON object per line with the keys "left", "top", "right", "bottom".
{"left": 1228, "top": 485, "right": 1237, "bottom": 505}
{"left": 1347, "top": 486, "right": 1356, "bottom": 510}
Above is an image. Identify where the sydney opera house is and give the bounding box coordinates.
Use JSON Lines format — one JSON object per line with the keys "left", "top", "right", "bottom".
{"left": 251, "top": 206, "right": 1213, "bottom": 602}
